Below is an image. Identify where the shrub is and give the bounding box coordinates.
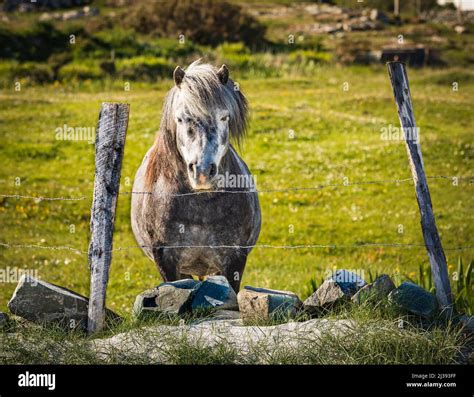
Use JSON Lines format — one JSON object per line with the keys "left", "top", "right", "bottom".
{"left": 8, "top": 62, "right": 54, "bottom": 84}
{"left": 58, "top": 61, "right": 103, "bottom": 81}
{"left": 0, "top": 22, "right": 74, "bottom": 62}
{"left": 72, "top": 28, "right": 141, "bottom": 60}
{"left": 126, "top": 0, "right": 266, "bottom": 47}
{"left": 288, "top": 50, "right": 332, "bottom": 64}
{"left": 141, "top": 37, "right": 197, "bottom": 59}
{"left": 116, "top": 56, "right": 174, "bottom": 81}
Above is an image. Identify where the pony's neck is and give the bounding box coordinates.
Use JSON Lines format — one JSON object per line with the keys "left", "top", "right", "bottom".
{"left": 145, "top": 130, "right": 186, "bottom": 190}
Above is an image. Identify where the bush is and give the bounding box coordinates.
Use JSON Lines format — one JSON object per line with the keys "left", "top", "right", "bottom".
{"left": 58, "top": 61, "right": 103, "bottom": 81}
{"left": 72, "top": 28, "right": 141, "bottom": 60}
{"left": 126, "top": 0, "right": 266, "bottom": 47}
{"left": 0, "top": 22, "right": 75, "bottom": 62}
{"left": 8, "top": 62, "right": 54, "bottom": 84}
{"left": 116, "top": 56, "right": 174, "bottom": 81}
{"left": 288, "top": 50, "right": 332, "bottom": 64}
{"left": 141, "top": 37, "right": 197, "bottom": 59}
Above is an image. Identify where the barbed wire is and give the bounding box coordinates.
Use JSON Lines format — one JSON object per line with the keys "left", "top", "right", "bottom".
{"left": 0, "top": 175, "right": 472, "bottom": 202}
{"left": 0, "top": 241, "right": 473, "bottom": 255}
{"left": 0, "top": 194, "right": 87, "bottom": 201}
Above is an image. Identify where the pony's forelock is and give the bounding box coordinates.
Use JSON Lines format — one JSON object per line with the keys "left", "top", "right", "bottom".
{"left": 145, "top": 61, "right": 248, "bottom": 188}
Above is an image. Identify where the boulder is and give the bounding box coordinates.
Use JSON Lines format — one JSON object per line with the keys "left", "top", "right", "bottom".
{"left": 331, "top": 269, "right": 366, "bottom": 294}
{"left": 237, "top": 286, "right": 302, "bottom": 321}
{"left": 91, "top": 318, "right": 355, "bottom": 363}
{"left": 0, "top": 312, "right": 8, "bottom": 329}
{"left": 304, "top": 270, "right": 365, "bottom": 311}
{"left": 388, "top": 282, "right": 438, "bottom": 319}
{"left": 7, "top": 275, "right": 120, "bottom": 330}
{"left": 133, "top": 279, "right": 199, "bottom": 318}
{"left": 352, "top": 274, "right": 395, "bottom": 304}
{"left": 458, "top": 315, "right": 474, "bottom": 333}
{"left": 191, "top": 276, "right": 238, "bottom": 311}
{"left": 304, "top": 280, "right": 344, "bottom": 312}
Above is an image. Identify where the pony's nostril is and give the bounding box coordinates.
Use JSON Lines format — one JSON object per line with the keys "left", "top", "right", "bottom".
{"left": 188, "top": 163, "right": 196, "bottom": 176}
{"left": 209, "top": 163, "right": 217, "bottom": 178}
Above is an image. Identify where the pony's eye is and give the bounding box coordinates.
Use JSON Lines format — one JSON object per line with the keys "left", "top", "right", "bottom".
{"left": 177, "top": 118, "right": 183, "bottom": 123}
{"left": 220, "top": 115, "right": 229, "bottom": 122}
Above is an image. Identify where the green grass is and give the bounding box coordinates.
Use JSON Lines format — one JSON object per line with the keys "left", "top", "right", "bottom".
{"left": 0, "top": 300, "right": 469, "bottom": 364}
{"left": 0, "top": 65, "right": 473, "bottom": 318}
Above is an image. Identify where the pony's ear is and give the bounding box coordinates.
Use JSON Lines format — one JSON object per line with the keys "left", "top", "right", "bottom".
{"left": 217, "top": 64, "right": 229, "bottom": 84}
{"left": 173, "top": 66, "right": 185, "bottom": 87}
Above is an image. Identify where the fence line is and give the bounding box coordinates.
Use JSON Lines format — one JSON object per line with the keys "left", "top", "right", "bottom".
{"left": 0, "top": 175, "right": 472, "bottom": 202}
{"left": 1, "top": 241, "right": 473, "bottom": 255}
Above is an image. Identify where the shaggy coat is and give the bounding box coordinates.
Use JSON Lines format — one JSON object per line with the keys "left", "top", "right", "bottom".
{"left": 131, "top": 61, "right": 261, "bottom": 292}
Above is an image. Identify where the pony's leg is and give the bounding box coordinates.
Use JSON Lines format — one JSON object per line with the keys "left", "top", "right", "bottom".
{"left": 222, "top": 250, "right": 248, "bottom": 293}
{"left": 152, "top": 247, "right": 180, "bottom": 282}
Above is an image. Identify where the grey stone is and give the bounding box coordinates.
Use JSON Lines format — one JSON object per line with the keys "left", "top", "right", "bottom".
{"left": 458, "top": 315, "right": 474, "bottom": 333}
{"left": 388, "top": 282, "right": 438, "bottom": 319}
{"left": 7, "top": 275, "right": 120, "bottom": 330}
{"left": 191, "top": 276, "right": 238, "bottom": 311}
{"left": 352, "top": 274, "right": 395, "bottom": 304}
{"left": 304, "top": 280, "right": 344, "bottom": 312}
{"left": 304, "top": 269, "right": 366, "bottom": 311}
{"left": 91, "top": 318, "right": 355, "bottom": 363}
{"left": 191, "top": 310, "right": 242, "bottom": 326}
{"left": 0, "top": 312, "right": 9, "bottom": 329}
{"left": 237, "top": 286, "right": 302, "bottom": 321}
{"left": 331, "top": 269, "right": 366, "bottom": 294}
{"left": 370, "top": 9, "right": 389, "bottom": 23}
{"left": 133, "top": 279, "right": 199, "bottom": 318}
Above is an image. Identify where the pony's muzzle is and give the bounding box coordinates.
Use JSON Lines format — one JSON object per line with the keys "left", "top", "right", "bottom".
{"left": 188, "top": 162, "right": 217, "bottom": 190}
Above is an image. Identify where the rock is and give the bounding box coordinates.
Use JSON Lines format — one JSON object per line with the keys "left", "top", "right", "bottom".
{"left": 304, "top": 280, "right": 344, "bottom": 311}
{"left": 388, "top": 282, "right": 438, "bottom": 319}
{"left": 331, "top": 269, "right": 366, "bottom": 294}
{"left": 237, "top": 286, "right": 302, "bottom": 321}
{"left": 458, "top": 315, "right": 474, "bottom": 333}
{"left": 7, "top": 275, "right": 120, "bottom": 330}
{"left": 304, "top": 270, "right": 366, "bottom": 311}
{"left": 133, "top": 279, "right": 199, "bottom": 318}
{"left": 206, "top": 309, "right": 241, "bottom": 321}
{"left": 91, "top": 318, "right": 355, "bottom": 363}
{"left": 352, "top": 274, "right": 395, "bottom": 303}
{"left": 191, "top": 276, "right": 238, "bottom": 311}
{"left": 0, "top": 312, "right": 9, "bottom": 329}
{"left": 454, "top": 25, "right": 466, "bottom": 34}
{"left": 191, "top": 310, "right": 242, "bottom": 326}
{"left": 370, "top": 9, "right": 389, "bottom": 24}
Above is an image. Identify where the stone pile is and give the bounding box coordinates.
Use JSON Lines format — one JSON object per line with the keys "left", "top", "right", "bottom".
{"left": 2, "top": 270, "right": 473, "bottom": 335}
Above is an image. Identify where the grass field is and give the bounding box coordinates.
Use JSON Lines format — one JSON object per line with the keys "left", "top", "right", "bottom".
{"left": 0, "top": 64, "right": 473, "bottom": 316}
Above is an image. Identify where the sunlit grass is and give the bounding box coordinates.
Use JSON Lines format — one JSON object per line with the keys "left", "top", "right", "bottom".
{"left": 0, "top": 65, "right": 472, "bottom": 317}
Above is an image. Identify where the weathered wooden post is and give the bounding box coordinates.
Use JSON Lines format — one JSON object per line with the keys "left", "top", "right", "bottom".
{"left": 88, "top": 103, "right": 129, "bottom": 334}
{"left": 387, "top": 62, "right": 453, "bottom": 315}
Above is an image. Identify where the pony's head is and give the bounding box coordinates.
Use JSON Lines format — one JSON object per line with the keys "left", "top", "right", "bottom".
{"left": 151, "top": 60, "right": 248, "bottom": 190}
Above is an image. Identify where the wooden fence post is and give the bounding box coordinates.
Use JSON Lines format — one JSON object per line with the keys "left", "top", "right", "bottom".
{"left": 88, "top": 103, "right": 129, "bottom": 334}
{"left": 387, "top": 62, "right": 453, "bottom": 315}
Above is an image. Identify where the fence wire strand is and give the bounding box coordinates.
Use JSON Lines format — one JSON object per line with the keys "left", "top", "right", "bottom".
{"left": 0, "top": 241, "right": 473, "bottom": 255}
{"left": 0, "top": 174, "right": 472, "bottom": 255}
{"left": 0, "top": 175, "right": 472, "bottom": 202}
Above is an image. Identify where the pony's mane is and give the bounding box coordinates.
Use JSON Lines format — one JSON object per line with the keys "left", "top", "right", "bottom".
{"left": 145, "top": 60, "right": 248, "bottom": 188}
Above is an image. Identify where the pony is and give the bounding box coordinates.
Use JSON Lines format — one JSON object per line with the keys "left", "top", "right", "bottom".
{"left": 131, "top": 60, "right": 261, "bottom": 292}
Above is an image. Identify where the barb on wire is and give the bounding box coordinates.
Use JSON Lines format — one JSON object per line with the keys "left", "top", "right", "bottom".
{"left": 0, "top": 175, "right": 472, "bottom": 201}
{"left": 1, "top": 241, "right": 473, "bottom": 255}
{"left": 120, "top": 175, "right": 473, "bottom": 197}
{"left": 0, "top": 242, "right": 84, "bottom": 254}
{"left": 0, "top": 194, "right": 87, "bottom": 201}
